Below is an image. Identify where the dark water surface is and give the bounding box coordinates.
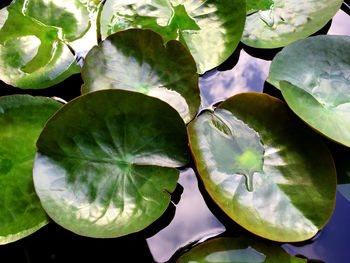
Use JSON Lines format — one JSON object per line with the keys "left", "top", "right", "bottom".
{"left": 0, "top": 5, "right": 349, "bottom": 263}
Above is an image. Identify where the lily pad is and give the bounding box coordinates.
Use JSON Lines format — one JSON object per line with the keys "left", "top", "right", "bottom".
{"left": 242, "top": 0, "right": 342, "bottom": 48}
{"left": 0, "top": 95, "right": 61, "bottom": 244}
{"left": 100, "top": 0, "right": 246, "bottom": 74}
{"left": 0, "top": 0, "right": 102, "bottom": 89}
{"left": 33, "top": 89, "right": 189, "bottom": 238}
{"left": 176, "top": 237, "right": 306, "bottom": 262}
{"left": 81, "top": 29, "right": 200, "bottom": 123}
{"left": 268, "top": 35, "right": 350, "bottom": 147}
{"left": 188, "top": 93, "right": 336, "bottom": 242}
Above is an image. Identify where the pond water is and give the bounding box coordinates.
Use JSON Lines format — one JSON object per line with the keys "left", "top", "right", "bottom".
{"left": 0, "top": 4, "right": 349, "bottom": 263}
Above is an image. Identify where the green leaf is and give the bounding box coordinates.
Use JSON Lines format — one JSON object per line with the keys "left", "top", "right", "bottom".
{"left": 0, "top": 0, "right": 102, "bottom": 89}
{"left": 177, "top": 237, "right": 307, "bottom": 262}
{"left": 242, "top": 0, "right": 342, "bottom": 48}
{"left": 33, "top": 89, "right": 189, "bottom": 238}
{"left": 82, "top": 29, "right": 200, "bottom": 123}
{"left": 188, "top": 93, "right": 336, "bottom": 242}
{"left": 268, "top": 35, "right": 350, "bottom": 147}
{"left": 100, "top": 0, "right": 246, "bottom": 74}
{"left": 0, "top": 95, "right": 61, "bottom": 244}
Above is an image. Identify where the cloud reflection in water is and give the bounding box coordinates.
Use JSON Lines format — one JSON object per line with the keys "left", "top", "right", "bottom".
{"left": 199, "top": 50, "right": 271, "bottom": 109}
{"left": 147, "top": 168, "right": 225, "bottom": 263}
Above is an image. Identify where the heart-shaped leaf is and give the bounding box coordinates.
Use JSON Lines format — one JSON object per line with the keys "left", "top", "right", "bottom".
{"left": 188, "top": 93, "right": 336, "bottom": 242}
{"left": 242, "top": 0, "right": 342, "bottom": 48}
{"left": 268, "top": 35, "right": 350, "bottom": 147}
{"left": 176, "top": 237, "right": 307, "bottom": 262}
{"left": 0, "top": 95, "right": 61, "bottom": 244}
{"left": 33, "top": 89, "right": 189, "bottom": 238}
{"left": 0, "top": 0, "right": 102, "bottom": 89}
{"left": 100, "top": 0, "right": 246, "bottom": 74}
{"left": 82, "top": 29, "right": 200, "bottom": 123}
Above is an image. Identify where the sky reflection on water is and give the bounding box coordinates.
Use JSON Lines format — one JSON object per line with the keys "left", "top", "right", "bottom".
{"left": 199, "top": 50, "right": 271, "bottom": 109}
{"left": 147, "top": 168, "right": 226, "bottom": 263}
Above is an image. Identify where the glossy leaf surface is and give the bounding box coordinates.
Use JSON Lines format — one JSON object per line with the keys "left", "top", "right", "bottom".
{"left": 82, "top": 29, "right": 200, "bottom": 123}
{"left": 0, "top": 95, "right": 61, "bottom": 244}
{"left": 268, "top": 36, "right": 350, "bottom": 147}
{"left": 177, "top": 237, "right": 306, "bottom": 262}
{"left": 100, "top": 0, "right": 246, "bottom": 74}
{"left": 242, "top": 0, "right": 342, "bottom": 48}
{"left": 34, "top": 90, "right": 189, "bottom": 238}
{"left": 188, "top": 93, "right": 336, "bottom": 242}
{"left": 0, "top": 0, "right": 101, "bottom": 89}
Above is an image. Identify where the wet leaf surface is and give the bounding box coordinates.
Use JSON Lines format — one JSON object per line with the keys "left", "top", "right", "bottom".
{"left": 0, "top": 0, "right": 102, "bottom": 89}
{"left": 100, "top": 0, "right": 246, "bottom": 74}
{"left": 188, "top": 93, "right": 336, "bottom": 242}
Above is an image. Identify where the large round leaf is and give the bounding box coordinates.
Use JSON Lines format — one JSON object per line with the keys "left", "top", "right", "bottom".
{"left": 81, "top": 29, "right": 200, "bottom": 123}
{"left": 176, "top": 237, "right": 306, "bottom": 262}
{"left": 268, "top": 36, "right": 350, "bottom": 147}
{"left": 0, "top": 95, "right": 61, "bottom": 244}
{"left": 188, "top": 93, "right": 336, "bottom": 242}
{"left": 0, "top": 0, "right": 102, "bottom": 89}
{"left": 33, "top": 89, "right": 189, "bottom": 238}
{"left": 100, "top": 0, "right": 246, "bottom": 74}
{"left": 242, "top": 0, "right": 342, "bottom": 48}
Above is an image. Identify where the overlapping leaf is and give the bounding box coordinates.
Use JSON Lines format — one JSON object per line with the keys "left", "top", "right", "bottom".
{"left": 268, "top": 36, "right": 350, "bottom": 147}
{"left": 0, "top": 95, "right": 61, "bottom": 244}
{"left": 188, "top": 93, "right": 336, "bottom": 242}
{"left": 242, "top": 0, "right": 342, "bottom": 48}
{"left": 177, "top": 237, "right": 306, "bottom": 262}
{"left": 100, "top": 0, "right": 246, "bottom": 74}
{"left": 82, "top": 29, "right": 200, "bottom": 123}
{"left": 33, "top": 89, "right": 189, "bottom": 238}
{"left": 0, "top": 0, "right": 102, "bottom": 89}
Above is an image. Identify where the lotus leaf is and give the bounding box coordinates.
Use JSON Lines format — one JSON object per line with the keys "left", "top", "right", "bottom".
{"left": 242, "top": 0, "right": 342, "bottom": 48}
{"left": 0, "top": 0, "right": 102, "bottom": 89}
{"left": 82, "top": 29, "right": 200, "bottom": 123}
{"left": 176, "top": 237, "right": 306, "bottom": 262}
{"left": 100, "top": 0, "right": 246, "bottom": 74}
{"left": 0, "top": 95, "right": 61, "bottom": 244}
{"left": 268, "top": 36, "right": 350, "bottom": 147}
{"left": 188, "top": 93, "right": 336, "bottom": 242}
{"left": 33, "top": 89, "right": 189, "bottom": 238}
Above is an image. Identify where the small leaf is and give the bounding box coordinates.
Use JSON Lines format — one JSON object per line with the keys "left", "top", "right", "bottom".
{"left": 82, "top": 29, "right": 200, "bottom": 123}
{"left": 100, "top": 0, "right": 246, "bottom": 74}
{"left": 268, "top": 35, "right": 350, "bottom": 147}
{"left": 242, "top": 0, "right": 342, "bottom": 48}
{"left": 188, "top": 93, "right": 336, "bottom": 242}
{"left": 0, "top": 95, "right": 61, "bottom": 244}
{"left": 177, "top": 237, "right": 307, "bottom": 262}
{"left": 33, "top": 89, "right": 189, "bottom": 238}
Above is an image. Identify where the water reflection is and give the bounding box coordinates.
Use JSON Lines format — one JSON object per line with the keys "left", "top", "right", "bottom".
{"left": 328, "top": 9, "right": 350, "bottom": 35}
{"left": 147, "top": 168, "right": 225, "bottom": 263}
{"left": 283, "top": 192, "right": 350, "bottom": 263}
{"left": 199, "top": 50, "right": 270, "bottom": 109}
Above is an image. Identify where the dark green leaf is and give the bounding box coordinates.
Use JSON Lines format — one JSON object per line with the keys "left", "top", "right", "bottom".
{"left": 0, "top": 95, "right": 61, "bottom": 244}
{"left": 82, "top": 29, "right": 200, "bottom": 123}
{"left": 33, "top": 89, "right": 189, "bottom": 238}
{"left": 188, "top": 93, "right": 336, "bottom": 242}
{"left": 100, "top": 0, "right": 246, "bottom": 74}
